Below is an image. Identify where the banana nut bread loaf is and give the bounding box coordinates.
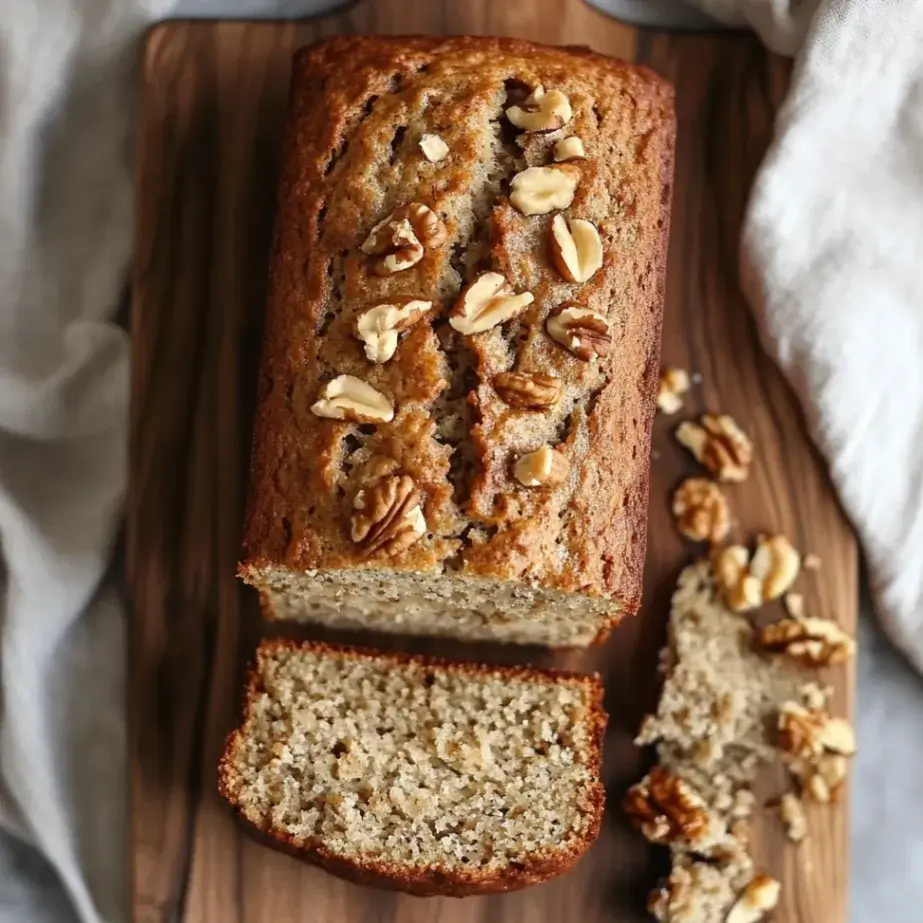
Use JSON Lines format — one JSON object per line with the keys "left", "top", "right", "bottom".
{"left": 239, "top": 36, "right": 676, "bottom": 646}
{"left": 218, "top": 640, "right": 607, "bottom": 896}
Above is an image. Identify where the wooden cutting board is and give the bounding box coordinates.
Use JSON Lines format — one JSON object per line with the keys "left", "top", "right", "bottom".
{"left": 128, "top": 4, "right": 857, "bottom": 922}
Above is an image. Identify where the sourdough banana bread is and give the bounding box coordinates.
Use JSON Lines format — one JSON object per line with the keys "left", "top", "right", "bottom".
{"left": 218, "top": 640, "right": 606, "bottom": 896}
{"left": 239, "top": 36, "right": 676, "bottom": 646}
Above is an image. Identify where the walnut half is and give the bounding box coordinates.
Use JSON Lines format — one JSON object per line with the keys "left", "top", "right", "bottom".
{"left": 546, "top": 304, "right": 612, "bottom": 361}
{"left": 505, "top": 85, "right": 573, "bottom": 133}
{"left": 361, "top": 203, "right": 447, "bottom": 275}
{"left": 355, "top": 300, "right": 431, "bottom": 363}
{"left": 310, "top": 375, "right": 394, "bottom": 424}
{"left": 450, "top": 272, "right": 533, "bottom": 335}
{"left": 549, "top": 214, "right": 603, "bottom": 283}
{"left": 509, "top": 166, "right": 579, "bottom": 216}
{"left": 350, "top": 474, "right": 426, "bottom": 555}
{"left": 493, "top": 371, "right": 562, "bottom": 410}
{"left": 672, "top": 478, "right": 730, "bottom": 544}
{"left": 712, "top": 535, "right": 801, "bottom": 612}
{"left": 759, "top": 616, "right": 856, "bottom": 667}
{"left": 676, "top": 413, "right": 753, "bottom": 482}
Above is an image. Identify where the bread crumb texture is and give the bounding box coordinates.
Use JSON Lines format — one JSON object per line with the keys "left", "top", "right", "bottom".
{"left": 219, "top": 642, "right": 606, "bottom": 894}
{"left": 240, "top": 36, "right": 675, "bottom": 646}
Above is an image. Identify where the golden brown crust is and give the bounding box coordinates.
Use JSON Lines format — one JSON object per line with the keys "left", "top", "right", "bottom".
{"left": 241, "top": 35, "right": 675, "bottom": 612}
{"left": 218, "top": 639, "right": 607, "bottom": 896}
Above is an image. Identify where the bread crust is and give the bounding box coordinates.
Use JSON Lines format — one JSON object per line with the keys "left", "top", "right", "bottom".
{"left": 239, "top": 35, "right": 675, "bottom": 618}
{"left": 218, "top": 639, "right": 607, "bottom": 896}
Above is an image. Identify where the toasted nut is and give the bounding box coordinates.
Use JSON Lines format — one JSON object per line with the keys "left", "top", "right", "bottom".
{"left": 553, "top": 136, "right": 586, "bottom": 162}
{"left": 351, "top": 474, "right": 426, "bottom": 554}
{"left": 623, "top": 767, "right": 715, "bottom": 849}
{"left": 510, "top": 166, "right": 579, "bottom": 216}
{"left": 513, "top": 445, "right": 569, "bottom": 487}
{"left": 505, "top": 85, "right": 573, "bottom": 133}
{"left": 712, "top": 544, "right": 761, "bottom": 612}
{"left": 784, "top": 592, "right": 805, "bottom": 619}
{"left": 546, "top": 304, "right": 612, "bottom": 361}
{"left": 726, "top": 874, "right": 781, "bottom": 923}
{"left": 779, "top": 793, "right": 807, "bottom": 843}
{"left": 760, "top": 617, "right": 856, "bottom": 667}
{"left": 419, "top": 133, "right": 449, "bottom": 162}
{"left": 361, "top": 203, "right": 446, "bottom": 275}
{"left": 549, "top": 214, "right": 603, "bottom": 283}
{"left": 494, "top": 371, "right": 562, "bottom": 410}
{"left": 749, "top": 534, "right": 800, "bottom": 600}
{"left": 657, "top": 367, "right": 691, "bottom": 415}
{"left": 310, "top": 375, "right": 394, "bottom": 424}
{"left": 672, "top": 478, "right": 730, "bottom": 544}
{"left": 676, "top": 414, "right": 753, "bottom": 482}
{"left": 355, "top": 300, "right": 431, "bottom": 363}
{"left": 777, "top": 702, "right": 829, "bottom": 761}
{"left": 450, "top": 272, "right": 534, "bottom": 335}
{"left": 819, "top": 717, "right": 857, "bottom": 755}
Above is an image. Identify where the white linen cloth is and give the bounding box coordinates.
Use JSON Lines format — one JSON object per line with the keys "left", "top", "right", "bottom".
{"left": 0, "top": 1, "right": 921, "bottom": 921}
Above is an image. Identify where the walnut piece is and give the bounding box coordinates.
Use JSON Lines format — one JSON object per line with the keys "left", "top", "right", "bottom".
{"left": 310, "top": 375, "right": 394, "bottom": 424}
{"left": 759, "top": 616, "right": 856, "bottom": 667}
{"left": 549, "top": 214, "right": 603, "bottom": 283}
{"left": 777, "top": 701, "right": 855, "bottom": 803}
{"left": 803, "top": 552, "right": 822, "bottom": 570}
{"left": 712, "top": 535, "right": 801, "bottom": 612}
{"left": 513, "top": 444, "right": 569, "bottom": 488}
{"left": 657, "top": 367, "right": 691, "bottom": 415}
{"left": 672, "top": 478, "right": 730, "bottom": 544}
{"left": 419, "top": 133, "right": 448, "bottom": 162}
{"left": 505, "top": 85, "right": 573, "bottom": 132}
{"left": 546, "top": 304, "right": 612, "bottom": 361}
{"left": 778, "top": 792, "right": 807, "bottom": 843}
{"left": 493, "top": 371, "right": 562, "bottom": 410}
{"left": 350, "top": 474, "right": 426, "bottom": 554}
{"left": 623, "top": 767, "right": 714, "bottom": 848}
{"left": 676, "top": 413, "right": 753, "bottom": 482}
{"left": 361, "top": 203, "right": 446, "bottom": 275}
{"left": 355, "top": 300, "right": 431, "bottom": 363}
{"left": 726, "top": 875, "right": 781, "bottom": 923}
{"left": 509, "top": 166, "right": 579, "bottom": 216}
{"left": 783, "top": 592, "right": 805, "bottom": 619}
{"left": 449, "top": 272, "right": 534, "bottom": 335}
{"left": 553, "top": 136, "right": 586, "bottom": 162}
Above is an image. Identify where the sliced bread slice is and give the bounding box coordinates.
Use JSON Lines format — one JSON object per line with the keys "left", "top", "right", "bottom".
{"left": 218, "top": 640, "right": 606, "bottom": 896}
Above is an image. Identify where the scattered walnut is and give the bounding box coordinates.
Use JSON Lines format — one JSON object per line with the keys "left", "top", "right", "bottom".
{"left": 361, "top": 203, "right": 446, "bottom": 275}
{"left": 513, "top": 444, "right": 569, "bottom": 488}
{"left": 749, "top": 535, "right": 801, "bottom": 600}
{"left": 505, "top": 85, "right": 573, "bottom": 132}
{"left": 493, "top": 371, "right": 562, "bottom": 410}
{"left": 355, "top": 300, "right": 431, "bottom": 363}
{"left": 419, "top": 133, "right": 449, "bottom": 162}
{"left": 672, "top": 478, "right": 730, "bottom": 544}
{"left": 802, "top": 753, "right": 850, "bottom": 803}
{"left": 310, "top": 375, "right": 394, "bottom": 424}
{"left": 509, "top": 165, "right": 579, "bottom": 216}
{"left": 676, "top": 414, "right": 753, "bottom": 482}
{"left": 553, "top": 136, "right": 586, "bottom": 162}
{"left": 623, "top": 767, "right": 714, "bottom": 848}
{"left": 726, "top": 874, "right": 781, "bottom": 923}
{"left": 778, "top": 793, "right": 807, "bottom": 843}
{"left": 546, "top": 304, "right": 612, "bottom": 361}
{"left": 777, "top": 702, "right": 829, "bottom": 761}
{"left": 350, "top": 474, "right": 426, "bottom": 554}
{"left": 657, "top": 367, "right": 691, "bottom": 415}
{"left": 449, "top": 272, "right": 534, "bottom": 335}
{"left": 549, "top": 214, "right": 603, "bottom": 283}
{"left": 712, "top": 535, "right": 800, "bottom": 612}
{"left": 759, "top": 617, "right": 856, "bottom": 667}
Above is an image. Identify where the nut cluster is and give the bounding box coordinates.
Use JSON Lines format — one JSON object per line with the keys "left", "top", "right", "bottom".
{"left": 623, "top": 767, "right": 716, "bottom": 849}
{"left": 712, "top": 535, "right": 801, "bottom": 612}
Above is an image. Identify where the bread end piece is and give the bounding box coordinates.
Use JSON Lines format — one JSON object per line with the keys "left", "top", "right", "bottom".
{"left": 219, "top": 640, "right": 607, "bottom": 896}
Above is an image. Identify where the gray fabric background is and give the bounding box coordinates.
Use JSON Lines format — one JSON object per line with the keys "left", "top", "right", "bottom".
{"left": 0, "top": 2, "right": 919, "bottom": 923}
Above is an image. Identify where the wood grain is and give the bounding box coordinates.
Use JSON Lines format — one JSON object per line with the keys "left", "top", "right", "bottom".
{"left": 128, "top": 5, "right": 856, "bottom": 923}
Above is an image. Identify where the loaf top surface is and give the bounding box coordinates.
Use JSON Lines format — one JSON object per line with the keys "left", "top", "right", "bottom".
{"left": 242, "top": 35, "right": 675, "bottom": 609}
